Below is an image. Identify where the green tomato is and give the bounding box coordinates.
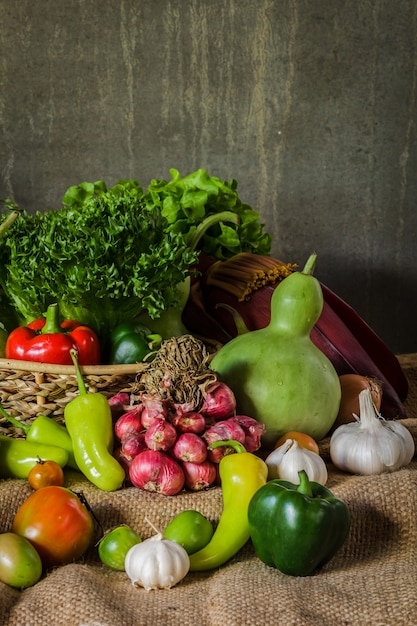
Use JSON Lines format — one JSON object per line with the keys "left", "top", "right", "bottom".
{"left": 163, "top": 510, "right": 214, "bottom": 555}
{"left": 0, "top": 532, "right": 42, "bottom": 589}
{"left": 98, "top": 525, "right": 142, "bottom": 571}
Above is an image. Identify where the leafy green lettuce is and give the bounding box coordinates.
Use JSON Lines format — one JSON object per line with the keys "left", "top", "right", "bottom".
{"left": 143, "top": 168, "right": 271, "bottom": 260}
{"left": 0, "top": 169, "right": 271, "bottom": 342}
{"left": 0, "top": 181, "right": 197, "bottom": 338}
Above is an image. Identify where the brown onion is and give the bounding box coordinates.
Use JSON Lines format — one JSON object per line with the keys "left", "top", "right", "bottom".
{"left": 332, "top": 374, "right": 383, "bottom": 431}
{"left": 129, "top": 450, "right": 185, "bottom": 495}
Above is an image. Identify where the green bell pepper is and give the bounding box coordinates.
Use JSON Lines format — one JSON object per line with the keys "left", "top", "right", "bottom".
{"left": 109, "top": 322, "right": 162, "bottom": 364}
{"left": 248, "top": 470, "right": 350, "bottom": 576}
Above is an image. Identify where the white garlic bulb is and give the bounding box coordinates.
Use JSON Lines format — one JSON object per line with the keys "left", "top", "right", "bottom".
{"left": 125, "top": 532, "right": 190, "bottom": 591}
{"left": 330, "top": 388, "right": 415, "bottom": 475}
{"left": 265, "top": 438, "right": 328, "bottom": 485}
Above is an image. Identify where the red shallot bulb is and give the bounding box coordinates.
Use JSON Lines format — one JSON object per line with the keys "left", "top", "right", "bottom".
{"left": 140, "top": 393, "right": 170, "bottom": 429}
{"left": 108, "top": 392, "right": 131, "bottom": 421}
{"left": 201, "top": 382, "right": 236, "bottom": 421}
{"left": 171, "top": 411, "right": 207, "bottom": 435}
{"left": 182, "top": 461, "right": 217, "bottom": 491}
{"left": 172, "top": 401, "right": 196, "bottom": 415}
{"left": 114, "top": 406, "right": 143, "bottom": 441}
{"left": 230, "top": 415, "right": 266, "bottom": 452}
{"left": 129, "top": 450, "right": 185, "bottom": 496}
{"left": 203, "top": 419, "right": 246, "bottom": 446}
{"left": 121, "top": 433, "right": 148, "bottom": 460}
{"left": 113, "top": 447, "right": 131, "bottom": 480}
{"left": 144, "top": 418, "right": 177, "bottom": 451}
{"left": 173, "top": 433, "right": 208, "bottom": 463}
{"left": 203, "top": 419, "right": 246, "bottom": 463}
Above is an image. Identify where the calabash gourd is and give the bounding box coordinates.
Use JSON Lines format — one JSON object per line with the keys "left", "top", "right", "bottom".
{"left": 210, "top": 254, "right": 341, "bottom": 447}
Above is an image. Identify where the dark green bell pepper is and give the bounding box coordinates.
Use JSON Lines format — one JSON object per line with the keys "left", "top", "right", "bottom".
{"left": 248, "top": 470, "right": 350, "bottom": 576}
{"left": 109, "top": 322, "right": 162, "bottom": 365}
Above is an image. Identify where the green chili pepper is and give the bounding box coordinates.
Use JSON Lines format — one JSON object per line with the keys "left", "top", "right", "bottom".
{"left": 64, "top": 349, "right": 125, "bottom": 491}
{"left": 188, "top": 439, "right": 268, "bottom": 571}
{"left": 0, "top": 405, "right": 78, "bottom": 470}
{"left": 109, "top": 322, "right": 162, "bottom": 365}
{"left": 248, "top": 470, "right": 351, "bottom": 576}
{"left": 0, "top": 436, "right": 69, "bottom": 479}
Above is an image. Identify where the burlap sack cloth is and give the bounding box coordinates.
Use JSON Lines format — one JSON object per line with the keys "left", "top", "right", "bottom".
{"left": 1, "top": 354, "right": 417, "bottom": 626}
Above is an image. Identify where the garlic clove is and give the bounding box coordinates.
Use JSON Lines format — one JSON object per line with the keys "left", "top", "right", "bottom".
{"left": 265, "top": 439, "right": 328, "bottom": 485}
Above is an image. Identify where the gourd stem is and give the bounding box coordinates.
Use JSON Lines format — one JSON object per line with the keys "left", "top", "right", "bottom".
{"left": 302, "top": 253, "right": 317, "bottom": 276}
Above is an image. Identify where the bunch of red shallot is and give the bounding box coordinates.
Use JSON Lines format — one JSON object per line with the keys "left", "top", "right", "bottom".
{"left": 111, "top": 381, "right": 264, "bottom": 496}
{"left": 110, "top": 335, "right": 265, "bottom": 496}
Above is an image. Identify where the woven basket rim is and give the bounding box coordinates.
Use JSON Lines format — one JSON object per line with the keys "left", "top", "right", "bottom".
{"left": 0, "top": 358, "right": 142, "bottom": 376}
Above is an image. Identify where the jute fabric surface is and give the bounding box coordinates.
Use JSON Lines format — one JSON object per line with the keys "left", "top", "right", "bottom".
{"left": 0, "top": 354, "right": 416, "bottom": 626}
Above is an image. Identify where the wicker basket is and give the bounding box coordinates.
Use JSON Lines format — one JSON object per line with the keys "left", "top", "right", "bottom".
{"left": 0, "top": 358, "right": 145, "bottom": 433}
{"left": 0, "top": 335, "right": 221, "bottom": 435}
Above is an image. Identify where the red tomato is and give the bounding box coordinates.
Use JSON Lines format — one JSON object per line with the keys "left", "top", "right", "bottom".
{"left": 12, "top": 486, "right": 94, "bottom": 569}
{"left": 28, "top": 459, "right": 65, "bottom": 490}
{"left": 274, "top": 431, "right": 320, "bottom": 454}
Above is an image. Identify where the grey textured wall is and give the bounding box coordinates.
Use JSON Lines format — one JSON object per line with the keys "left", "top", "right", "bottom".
{"left": 1, "top": 0, "right": 416, "bottom": 354}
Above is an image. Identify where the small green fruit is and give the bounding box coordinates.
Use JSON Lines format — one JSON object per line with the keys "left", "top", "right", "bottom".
{"left": 164, "top": 510, "right": 214, "bottom": 555}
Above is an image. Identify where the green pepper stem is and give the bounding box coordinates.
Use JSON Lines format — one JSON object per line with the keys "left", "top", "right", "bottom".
{"left": 70, "top": 348, "right": 87, "bottom": 395}
{"left": 207, "top": 439, "right": 247, "bottom": 454}
{"left": 0, "top": 404, "right": 30, "bottom": 434}
{"left": 296, "top": 470, "right": 313, "bottom": 497}
{"left": 41, "top": 303, "right": 64, "bottom": 335}
{"left": 302, "top": 253, "right": 317, "bottom": 276}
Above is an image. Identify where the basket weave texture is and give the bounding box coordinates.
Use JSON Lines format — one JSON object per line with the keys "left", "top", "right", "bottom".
{"left": 0, "top": 358, "right": 143, "bottom": 428}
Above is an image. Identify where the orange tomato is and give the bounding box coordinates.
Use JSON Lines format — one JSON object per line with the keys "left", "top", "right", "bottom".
{"left": 28, "top": 459, "right": 65, "bottom": 490}
{"left": 274, "top": 431, "right": 320, "bottom": 454}
{"left": 12, "top": 486, "right": 94, "bottom": 569}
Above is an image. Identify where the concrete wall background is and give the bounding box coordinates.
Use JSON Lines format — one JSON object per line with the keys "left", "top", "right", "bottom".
{"left": 1, "top": 0, "right": 416, "bottom": 354}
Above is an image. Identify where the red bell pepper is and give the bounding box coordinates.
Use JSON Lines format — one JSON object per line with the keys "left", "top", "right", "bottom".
{"left": 5, "top": 304, "right": 100, "bottom": 365}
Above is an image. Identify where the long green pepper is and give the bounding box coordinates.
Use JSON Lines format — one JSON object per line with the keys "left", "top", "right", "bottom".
{"left": 189, "top": 440, "right": 268, "bottom": 571}
{"left": 64, "top": 349, "right": 125, "bottom": 491}
{"left": 0, "top": 405, "right": 78, "bottom": 470}
{"left": 0, "top": 436, "right": 69, "bottom": 479}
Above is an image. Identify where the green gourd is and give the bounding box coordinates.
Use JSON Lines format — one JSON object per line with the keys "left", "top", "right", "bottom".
{"left": 210, "top": 253, "right": 341, "bottom": 448}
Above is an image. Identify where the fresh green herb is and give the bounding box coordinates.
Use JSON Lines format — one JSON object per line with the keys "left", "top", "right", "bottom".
{"left": 0, "top": 169, "right": 271, "bottom": 344}
{"left": 0, "top": 182, "right": 197, "bottom": 339}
